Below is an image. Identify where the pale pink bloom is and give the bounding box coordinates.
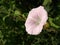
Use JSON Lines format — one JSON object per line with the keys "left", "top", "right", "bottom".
{"left": 25, "top": 6, "right": 48, "bottom": 35}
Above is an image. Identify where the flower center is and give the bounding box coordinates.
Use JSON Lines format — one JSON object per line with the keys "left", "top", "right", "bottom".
{"left": 35, "top": 17, "right": 41, "bottom": 25}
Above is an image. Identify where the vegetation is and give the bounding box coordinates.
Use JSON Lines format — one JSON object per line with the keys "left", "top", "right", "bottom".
{"left": 0, "top": 0, "right": 60, "bottom": 45}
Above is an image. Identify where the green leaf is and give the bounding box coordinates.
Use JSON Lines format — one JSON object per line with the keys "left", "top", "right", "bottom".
{"left": 43, "top": 0, "right": 52, "bottom": 6}
{"left": 48, "top": 17, "right": 60, "bottom": 28}
{"left": 3, "top": 15, "right": 9, "bottom": 21}
{"left": 14, "top": 10, "right": 21, "bottom": 16}
{"left": 0, "top": 31, "right": 3, "bottom": 39}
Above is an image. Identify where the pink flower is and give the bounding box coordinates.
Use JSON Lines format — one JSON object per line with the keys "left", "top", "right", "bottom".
{"left": 25, "top": 6, "right": 48, "bottom": 35}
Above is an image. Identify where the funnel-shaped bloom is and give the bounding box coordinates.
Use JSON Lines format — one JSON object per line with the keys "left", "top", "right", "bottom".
{"left": 25, "top": 6, "right": 48, "bottom": 35}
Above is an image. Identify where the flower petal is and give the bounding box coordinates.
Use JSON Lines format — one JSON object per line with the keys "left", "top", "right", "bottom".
{"left": 25, "top": 6, "right": 48, "bottom": 35}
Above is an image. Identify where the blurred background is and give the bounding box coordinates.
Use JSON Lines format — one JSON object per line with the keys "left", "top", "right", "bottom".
{"left": 0, "top": 0, "right": 60, "bottom": 45}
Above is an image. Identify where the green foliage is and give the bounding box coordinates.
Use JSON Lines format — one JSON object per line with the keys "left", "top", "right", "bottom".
{"left": 0, "top": 0, "right": 60, "bottom": 45}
